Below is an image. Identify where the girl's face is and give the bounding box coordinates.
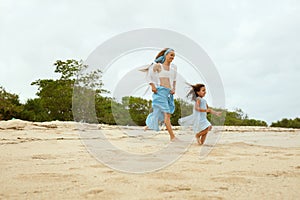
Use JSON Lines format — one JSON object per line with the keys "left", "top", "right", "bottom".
{"left": 165, "top": 51, "right": 175, "bottom": 63}
{"left": 197, "top": 87, "right": 206, "bottom": 98}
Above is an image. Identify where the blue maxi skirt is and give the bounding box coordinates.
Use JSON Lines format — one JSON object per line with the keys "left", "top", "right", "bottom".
{"left": 146, "top": 86, "right": 175, "bottom": 131}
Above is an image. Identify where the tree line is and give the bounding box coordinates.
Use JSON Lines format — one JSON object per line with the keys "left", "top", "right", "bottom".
{"left": 270, "top": 118, "right": 300, "bottom": 128}
{"left": 1, "top": 59, "right": 296, "bottom": 128}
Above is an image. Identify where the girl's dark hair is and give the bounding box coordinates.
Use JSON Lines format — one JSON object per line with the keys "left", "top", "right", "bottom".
{"left": 187, "top": 83, "right": 205, "bottom": 101}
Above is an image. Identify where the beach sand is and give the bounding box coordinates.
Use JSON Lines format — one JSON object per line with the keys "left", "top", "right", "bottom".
{"left": 1, "top": 120, "right": 300, "bottom": 199}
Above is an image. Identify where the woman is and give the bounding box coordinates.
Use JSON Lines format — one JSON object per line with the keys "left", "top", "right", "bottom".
{"left": 142, "top": 48, "right": 177, "bottom": 141}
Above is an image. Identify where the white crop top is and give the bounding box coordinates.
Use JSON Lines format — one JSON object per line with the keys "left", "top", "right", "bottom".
{"left": 158, "top": 65, "right": 172, "bottom": 78}
{"left": 146, "top": 63, "right": 177, "bottom": 90}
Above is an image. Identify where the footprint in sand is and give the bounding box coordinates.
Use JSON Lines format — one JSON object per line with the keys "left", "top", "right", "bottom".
{"left": 85, "top": 189, "right": 104, "bottom": 195}
{"left": 31, "top": 154, "right": 56, "bottom": 160}
{"left": 83, "top": 188, "right": 120, "bottom": 199}
{"left": 158, "top": 185, "right": 191, "bottom": 193}
{"left": 211, "top": 176, "right": 252, "bottom": 184}
{"left": 17, "top": 173, "right": 77, "bottom": 182}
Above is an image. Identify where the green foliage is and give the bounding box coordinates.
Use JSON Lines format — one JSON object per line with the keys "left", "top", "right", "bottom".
{"left": 121, "top": 96, "right": 151, "bottom": 126}
{"left": 20, "top": 98, "right": 50, "bottom": 121}
{"left": 271, "top": 118, "right": 300, "bottom": 128}
{"left": 94, "top": 96, "right": 150, "bottom": 126}
{"left": 31, "top": 79, "right": 74, "bottom": 121}
{"left": 171, "top": 99, "right": 193, "bottom": 125}
{"left": 54, "top": 59, "right": 82, "bottom": 80}
{"left": 223, "top": 108, "right": 267, "bottom": 126}
{"left": 0, "top": 86, "right": 23, "bottom": 120}
{"left": 29, "top": 59, "right": 105, "bottom": 122}
{"left": 95, "top": 96, "right": 118, "bottom": 125}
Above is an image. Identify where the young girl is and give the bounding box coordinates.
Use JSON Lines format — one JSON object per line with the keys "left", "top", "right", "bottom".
{"left": 179, "top": 84, "right": 221, "bottom": 145}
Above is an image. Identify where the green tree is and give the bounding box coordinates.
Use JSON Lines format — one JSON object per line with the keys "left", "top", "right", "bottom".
{"left": 224, "top": 108, "right": 267, "bottom": 126}
{"left": 95, "top": 96, "right": 118, "bottom": 125}
{"left": 31, "top": 79, "right": 74, "bottom": 121}
{"left": 0, "top": 86, "right": 23, "bottom": 120}
{"left": 31, "top": 59, "right": 105, "bottom": 121}
{"left": 271, "top": 117, "right": 300, "bottom": 128}
{"left": 171, "top": 99, "right": 193, "bottom": 125}
{"left": 121, "top": 96, "right": 151, "bottom": 126}
{"left": 20, "top": 98, "right": 50, "bottom": 121}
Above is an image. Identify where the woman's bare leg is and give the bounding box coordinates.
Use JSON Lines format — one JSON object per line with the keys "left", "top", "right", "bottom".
{"left": 143, "top": 126, "right": 148, "bottom": 131}
{"left": 164, "top": 113, "right": 175, "bottom": 140}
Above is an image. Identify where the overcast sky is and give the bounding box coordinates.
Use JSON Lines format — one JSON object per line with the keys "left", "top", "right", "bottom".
{"left": 1, "top": 0, "right": 299, "bottom": 124}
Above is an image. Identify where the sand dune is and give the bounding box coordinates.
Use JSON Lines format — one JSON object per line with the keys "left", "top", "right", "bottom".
{"left": 0, "top": 120, "right": 300, "bottom": 199}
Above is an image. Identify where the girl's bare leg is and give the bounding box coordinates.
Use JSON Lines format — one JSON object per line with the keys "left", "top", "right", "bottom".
{"left": 200, "top": 133, "right": 207, "bottom": 144}
{"left": 200, "top": 126, "right": 212, "bottom": 144}
{"left": 195, "top": 130, "right": 207, "bottom": 145}
{"left": 195, "top": 126, "right": 212, "bottom": 145}
{"left": 164, "top": 113, "right": 175, "bottom": 140}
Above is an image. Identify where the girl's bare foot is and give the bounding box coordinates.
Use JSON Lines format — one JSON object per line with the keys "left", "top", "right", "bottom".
{"left": 144, "top": 126, "right": 148, "bottom": 131}
{"left": 195, "top": 136, "right": 202, "bottom": 145}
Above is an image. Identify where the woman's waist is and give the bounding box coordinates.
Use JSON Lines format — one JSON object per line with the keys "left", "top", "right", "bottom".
{"left": 157, "top": 85, "right": 172, "bottom": 90}
{"left": 159, "top": 81, "right": 172, "bottom": 89}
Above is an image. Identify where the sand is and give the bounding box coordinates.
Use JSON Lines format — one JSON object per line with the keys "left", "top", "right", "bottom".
{"left": 1, "top": 119, "right": 300, "bottom": 199}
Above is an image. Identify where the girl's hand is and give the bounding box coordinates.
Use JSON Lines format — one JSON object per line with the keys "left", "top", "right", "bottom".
{"left": 206, "top": 108, "right": 211, "bottom": 113}
{"left": 212, "top": 111, "right": 222, "bottom": 116}
{"left": 170, "top": 89, "right": 175, "bottom": 94}
{"left": 216, "top": 111, "right": 222, "bottom": 116}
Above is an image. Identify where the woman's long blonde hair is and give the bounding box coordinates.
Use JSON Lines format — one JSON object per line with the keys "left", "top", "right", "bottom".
{"left": 139, "top": 48, "right": 172, "bottom": 72}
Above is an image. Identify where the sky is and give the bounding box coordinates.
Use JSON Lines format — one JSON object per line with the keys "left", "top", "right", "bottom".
{"left": 0, "top": 0, "right": 299, "bottom": 125}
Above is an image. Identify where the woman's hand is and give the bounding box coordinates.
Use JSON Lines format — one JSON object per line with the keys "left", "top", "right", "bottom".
{"left": 170, "top": 89, "right": 175, "bottom": 94}
{"left": 153, "top": 63, "right": 162, "bottom": 73}
{"left": 152, "top": 87, "right": 157, "bottom": 93}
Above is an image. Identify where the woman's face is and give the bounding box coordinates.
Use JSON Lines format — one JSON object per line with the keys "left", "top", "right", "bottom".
{"left": 165, "top": 51, "right": 175, "bottom": 63}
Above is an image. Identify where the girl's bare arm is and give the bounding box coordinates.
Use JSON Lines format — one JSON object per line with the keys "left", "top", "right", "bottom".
{"left": 195, "top": 99, "right": 208, "bottom": 112}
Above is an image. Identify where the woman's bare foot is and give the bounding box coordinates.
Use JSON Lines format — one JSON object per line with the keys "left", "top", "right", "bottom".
{"left": 143, "top": 126, "right": 148, "bottom": 131}
{"left": 170, "top": 137, "right": 180, "bottom": 142}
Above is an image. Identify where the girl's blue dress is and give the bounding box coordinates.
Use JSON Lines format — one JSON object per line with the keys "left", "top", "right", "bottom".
{"left": 145, "top": 86, "right": 175, "bottom": 131}
{"left": 178, "top": 97, "right": 211, "bottom": 133}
